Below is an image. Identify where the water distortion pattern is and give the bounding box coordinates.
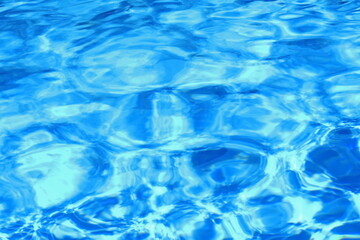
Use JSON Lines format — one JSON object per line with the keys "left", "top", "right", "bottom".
{"left": 0, "top": 0, "right": 360, "bottom": 239}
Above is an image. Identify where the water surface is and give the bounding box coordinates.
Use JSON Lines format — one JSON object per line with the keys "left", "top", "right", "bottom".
{"left": 1, "top": 0, "right": 360, "bottom": 239}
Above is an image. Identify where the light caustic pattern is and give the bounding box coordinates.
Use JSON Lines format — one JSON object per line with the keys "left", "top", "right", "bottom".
{"left": 0, "top": 0, "right": 360, "bottom": 239}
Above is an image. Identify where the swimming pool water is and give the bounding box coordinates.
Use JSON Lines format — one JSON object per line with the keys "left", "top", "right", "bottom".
{"left": 1, "top": 0, "right": 360, "bottom": 239}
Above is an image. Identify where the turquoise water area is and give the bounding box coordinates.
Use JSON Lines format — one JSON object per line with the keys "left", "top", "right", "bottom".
{"left": 1, "top": 0, "right": 360, "bottom": 239}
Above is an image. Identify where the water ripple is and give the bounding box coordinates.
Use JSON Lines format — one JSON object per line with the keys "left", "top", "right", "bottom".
{"left": 1, "top": 0, "right": 360, "bottom": 239}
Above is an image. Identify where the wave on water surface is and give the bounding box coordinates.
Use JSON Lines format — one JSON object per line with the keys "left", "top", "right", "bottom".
{"left": 0, "top": 0, "right": 360, "bottom": 239}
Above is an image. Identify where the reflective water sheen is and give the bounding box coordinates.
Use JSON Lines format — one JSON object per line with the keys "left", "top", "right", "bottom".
{"left": 1, "top": 0, "right": 360, "bottom": 239}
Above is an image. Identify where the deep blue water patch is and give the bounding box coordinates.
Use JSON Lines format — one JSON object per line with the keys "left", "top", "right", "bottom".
{"left": 1, "top": 0, "right": 360, "bottom": 239}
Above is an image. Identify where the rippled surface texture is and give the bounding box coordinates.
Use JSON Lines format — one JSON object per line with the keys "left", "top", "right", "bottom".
{"left": 1, "top": 0, "right": 360, "bottom": 239}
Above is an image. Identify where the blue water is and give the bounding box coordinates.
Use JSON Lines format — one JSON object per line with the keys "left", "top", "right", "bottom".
{"left": 1, "top": 0, "right": 360, "bottom": 239}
